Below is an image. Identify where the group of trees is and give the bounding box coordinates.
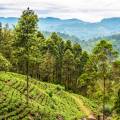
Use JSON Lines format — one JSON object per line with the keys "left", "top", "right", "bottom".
{"left": 10, "top": 8, "right": 89, "bottom": 92}
{"left": 0, "top": 8, "right": 120, "bottom": 116}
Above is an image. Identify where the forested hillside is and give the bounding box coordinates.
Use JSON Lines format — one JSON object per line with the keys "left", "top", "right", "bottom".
{"left": 0, "top": 8, "right": 120, "bottom": 120}
{"left": 42, "top": 31, "right": 80, "bottom": 43}
{"left": 80, "top": 33, "right": 120, "bottom": 53}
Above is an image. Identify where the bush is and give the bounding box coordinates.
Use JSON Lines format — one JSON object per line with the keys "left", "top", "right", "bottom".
{"left": 0, "top": 53, "right": 12, "bottom": 71}
{"left": 100, "top": 104, "right": 112, "bottom": 116}
{"left": 47, "top": 91, "right": 53, "bottom": 97}
{"left": 56, "top": 86, "right": 63, "bottom": 91}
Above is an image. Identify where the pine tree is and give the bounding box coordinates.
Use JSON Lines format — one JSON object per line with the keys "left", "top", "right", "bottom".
{"left": 50, "top": 32, "right": 64, "bottom": 84}
{"left": 14, "top": 7, "right": 38, "bottom": 105}
{"left": 93, "top": 40, "right": 118, "bottom": 119}
{"left": 40, "top": 51, "right": 55, "bottom": 82}
{"left": 63, "top": 49, "right": 75, "bottom": 89}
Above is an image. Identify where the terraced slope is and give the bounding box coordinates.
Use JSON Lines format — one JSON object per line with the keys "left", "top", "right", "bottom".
{"left": 0, "top": 72, "right": 97, "bottom": 120}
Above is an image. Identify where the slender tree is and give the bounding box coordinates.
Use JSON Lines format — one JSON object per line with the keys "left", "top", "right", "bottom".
{"left": 63, "top": 49, "right": 75, "bottom": 89}
{"left": 50, "top": 32, "right": 64, "bottom": 83}
{"left": 93, "top": 40, "right": 118, "bottom": 119}
{"left": 14, "top": 7, "right": 38, "bottom": 105}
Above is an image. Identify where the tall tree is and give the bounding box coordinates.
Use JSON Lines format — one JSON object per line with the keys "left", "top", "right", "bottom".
{"left": 40, "top": 51, "right": 55, "bottom": 82}
{"left": 72, "top": 43, "right": 82, "bottom": 91}
{"left": 63, "top": 49, "right": 75, "bottom": 90}
{"left": 93, "top": 40, "right": 118, "bottom": 119}
{"left": 14, "top": 7, "right": 38, "bottom": 104}
{"left": 1, "top": 24, "right": 13, "bottom": 60}
{"left": 50, "top": 32, "right": 64, "bottom": 84}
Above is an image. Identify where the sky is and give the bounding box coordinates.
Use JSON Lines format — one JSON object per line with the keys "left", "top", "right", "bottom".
{"left": 0, "top": 0, "right": 120, "bottom": 22}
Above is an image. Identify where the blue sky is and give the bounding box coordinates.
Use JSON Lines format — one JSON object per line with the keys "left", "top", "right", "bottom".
{"left": 0, "top": 0, "right": 120, "bottom": 22}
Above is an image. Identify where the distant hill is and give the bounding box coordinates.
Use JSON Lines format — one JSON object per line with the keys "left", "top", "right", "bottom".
{"left": 39, "top": 17, "right": 120, "bottom": 40}
{"left": 42, "top": 31, "right": 80, "bottom": 42}
{"left": 0, "top": 17, "right": 18, "bottom": 26}
{"left": 0, "top": 72, "right": 97, "bottom": 120}
{"left": 79, "top": 33, "right": 120, "bottom": 53}
{"left": 42, "top": 31, "right": 120, "bottom": 54}
{"left": 1, "top": 17, "right": 120, "bottom": 40}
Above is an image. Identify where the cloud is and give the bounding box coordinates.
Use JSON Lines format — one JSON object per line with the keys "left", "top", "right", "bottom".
{"left": 0, "top": 0, "right": 120, "bottom": 22}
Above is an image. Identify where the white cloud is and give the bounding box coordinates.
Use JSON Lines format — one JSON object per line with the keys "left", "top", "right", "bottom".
{"left": 0, "top": 0, "right": 120, "bottom": 22}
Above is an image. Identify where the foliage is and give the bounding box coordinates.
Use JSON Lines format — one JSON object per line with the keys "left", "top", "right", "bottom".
{"left": 114, "top": 89, "right": 120, "bottom": 114}
{"left": 0, "top": 53, "right": 11, "bottom": 71}
{"left": 0, "top": 72, "right": 97, "bottom": 119}
{"left": 0, "top": 8, "right": 120, "bottom": 119}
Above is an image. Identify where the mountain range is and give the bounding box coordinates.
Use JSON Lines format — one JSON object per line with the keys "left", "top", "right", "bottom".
{"left": 1, "top": 17, "right": 120, "bottom": 40}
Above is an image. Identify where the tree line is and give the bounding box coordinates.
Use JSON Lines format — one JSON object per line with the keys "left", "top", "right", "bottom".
{"left": 0, "top": 8, "right": 120, "bottom": 116}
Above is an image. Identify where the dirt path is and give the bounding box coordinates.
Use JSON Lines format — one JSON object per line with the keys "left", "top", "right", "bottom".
{"left": 69, "top": 94, "right": 91, "bottom": 116}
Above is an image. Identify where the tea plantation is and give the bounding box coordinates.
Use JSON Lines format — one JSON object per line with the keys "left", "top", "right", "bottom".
{"left": 0, "top": 72, "right": 97, "bottom": 120}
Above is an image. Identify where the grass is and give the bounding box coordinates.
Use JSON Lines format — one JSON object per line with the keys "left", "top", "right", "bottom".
{"left": 0, "top": 71, "right": 97, "bottom": 120}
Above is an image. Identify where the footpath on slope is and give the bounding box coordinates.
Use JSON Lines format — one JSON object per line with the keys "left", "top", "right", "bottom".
{"left": 68, "top": 93, "right": 92, "bottom": 116}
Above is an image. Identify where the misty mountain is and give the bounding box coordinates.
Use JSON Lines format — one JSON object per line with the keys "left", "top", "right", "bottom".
{"left": 1, "top": 17, "right": 120, "bottom": 40}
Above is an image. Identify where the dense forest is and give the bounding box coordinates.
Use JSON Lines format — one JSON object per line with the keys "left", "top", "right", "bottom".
{"left": 0, "top": 8, "right": 120, "bottom": 120}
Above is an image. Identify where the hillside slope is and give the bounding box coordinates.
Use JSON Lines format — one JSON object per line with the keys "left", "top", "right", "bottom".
{"left": 0, "top": 72, "right": 97, "bottom": 120}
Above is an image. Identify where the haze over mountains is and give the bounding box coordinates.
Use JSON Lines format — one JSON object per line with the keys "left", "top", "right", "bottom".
{"left": 1, "top": 17, "right": 120, "bottom": 40}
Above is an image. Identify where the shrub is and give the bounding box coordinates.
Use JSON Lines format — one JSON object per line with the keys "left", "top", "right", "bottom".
{"left": 47, "top": 91, "right": 53, "bottom": 97}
